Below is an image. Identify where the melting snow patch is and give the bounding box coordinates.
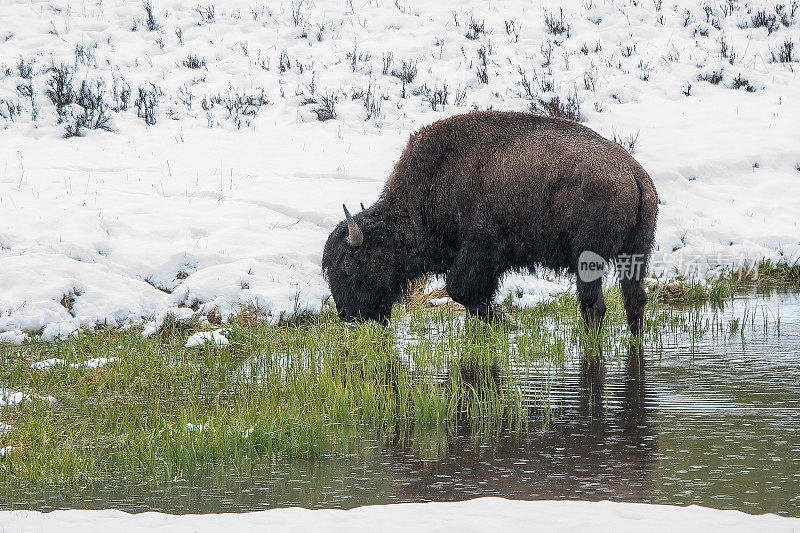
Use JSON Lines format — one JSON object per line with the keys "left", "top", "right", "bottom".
{"left": 0, "top": 389, "right": 55, "bottom": 408}
{"left": 30, "top": 359, "right": 64, "bottom": 370}
{"left": 500, "top": 275, "right": 572, "bottom": 308}
{"left": 0, "top": 329, "right": 28, "bottom": 345}
{"left": 0, "top": 422, "right": 15, "bottom": 433}
{"left": 83, "top": 357, "right": 119, "bottom": 369}
{"left": 186, "top": 423, "right": 204, "bottom": 433}
{"left": 185, "top": 330, "right": 229, "bottom": 347}
{"left": 142, "top": 307, "right": 196, "bottom": 337}
{"left": 31, "top": 357, "right": 119, "bottom": 370}
{"left": 0, "top": 446, "right": 13, "bottom": 458}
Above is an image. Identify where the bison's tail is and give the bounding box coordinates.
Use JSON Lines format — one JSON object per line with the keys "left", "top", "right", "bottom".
{"left": 621, "top": 171, "right": 658, "bottom": 281}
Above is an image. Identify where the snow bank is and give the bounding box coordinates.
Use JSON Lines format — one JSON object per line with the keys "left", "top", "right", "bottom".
{"left": 1, "top": 498, "right": 798, "bottom": 532}
{"left": 185, "top": 329, "right": 229, "bottom": 347}
{"left": 1, "top": 0, "right": 798, "bottom": 337}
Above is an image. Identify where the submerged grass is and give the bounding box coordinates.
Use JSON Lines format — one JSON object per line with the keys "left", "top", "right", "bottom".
{"left": 0, "top": 278, "right": 783, "bottom": 489}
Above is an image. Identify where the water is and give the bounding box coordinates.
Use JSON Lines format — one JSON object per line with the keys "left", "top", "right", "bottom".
{"left": 3, "top": 291, "right": 799, "bottom": 516}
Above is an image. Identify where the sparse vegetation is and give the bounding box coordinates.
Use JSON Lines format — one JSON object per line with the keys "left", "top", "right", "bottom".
{"left": 465, "top": 18, "right": 485, "bottom": 40}
{"left": 417, "top": 83, "right": 448, "bottom": 111}
{"left": 66, "top": 79, "right": 111, "bottom": 136}
{"left": 530, "top": 82, "right": 582, "bottom": 122}
{"left": 111, "top": 74, "right": 131, "bottom": 111}
{"left": 45, "top": 63, "right": 75, "bottom": 119}
{"left": 346, "top": 42, "right": 371, "bottom": 73}
{"left": 391, "top": 60, "right": 417, "bottom": 84}
{"left": 197, "top": 4, "right": 215, "bottom": 24}
{"left": 0, "top": 0, "right": 793, "bottom": 138}
{"left": 719, "top": 34, "right": 736, "bottom": 64}
{"left": 135, "top": 83, "right": 162, "bottom": 125}
{"left": 219, "top": 89, "right": 269, "bottom": 129}
{"left": 357, "top": 79, "right": 384, "bottom": 120}
{"left": 731, "top": 73, "right": 754, "bottom": 92}
{"left": 476, "top": 44, "right": 490, "bottom": 84}
{"left": 751, "top": 9, "right": 779, "bottom": 33}
{"left": 143, "top": 1, "right": 159, "bottom": 31}
{"left": 772, "top": 38, "right": 794, "bottom": 63}
{"left": 612, "top": 129, "right": 640, "bottom": 154}
{"left": 504, "top": 19, "right": 521, "bottom": 42}
{"left": 583, "top": 69, "right": 598, "bottom": 91}
{"left": 698, "top": 70, "right": 724, "bottom": 84}
{"left": 314, "top": 92, "right": 337, "bottom": 121}
{"left": 182, "top": 54, "right": 206, "bottom": 69}
{"left": 543, "top": 8, "right": 571, "bottom": 36}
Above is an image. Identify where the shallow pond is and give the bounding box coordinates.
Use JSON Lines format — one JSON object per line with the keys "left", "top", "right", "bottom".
{"left": 3, "top": 291, "right": 799, "bottom": 516}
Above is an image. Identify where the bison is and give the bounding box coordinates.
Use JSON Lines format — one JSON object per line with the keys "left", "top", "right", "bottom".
{"left": 322, "top": 111, "right": 658, "bottom": 335}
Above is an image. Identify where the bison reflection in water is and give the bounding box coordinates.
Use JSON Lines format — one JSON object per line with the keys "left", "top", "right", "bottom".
{"left": 387, "top": 345, "right": 657, "bottom": 502}
{"left": 323, "top": 111, "right": 658, "bottom": 334}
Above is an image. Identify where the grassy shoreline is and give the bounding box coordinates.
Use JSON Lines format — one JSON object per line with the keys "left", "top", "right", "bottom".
{"left": 1, "top": 262, "right": 797, "bottom": 490}
{"left": 646, "top": 258, "right": 800, "bottom": 304}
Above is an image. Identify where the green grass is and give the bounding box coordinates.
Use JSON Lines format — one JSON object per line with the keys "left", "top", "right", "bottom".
{"left": 0, "top": 286, "right": 751, "bottom": 489}
{"left": 646, "top": 258, "right": 800, "bottom": 304}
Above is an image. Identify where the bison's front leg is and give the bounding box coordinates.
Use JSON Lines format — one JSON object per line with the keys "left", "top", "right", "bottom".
{"left": 577, "top": 277, "right": 607, "bottom": 333}
{"left": 445, "top": 232, "right": 514, "bottom": 326}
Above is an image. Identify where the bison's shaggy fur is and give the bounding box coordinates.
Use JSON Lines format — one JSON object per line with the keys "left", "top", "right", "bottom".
{"left": 323, "top": 111, "right": 658, "bottom": 334}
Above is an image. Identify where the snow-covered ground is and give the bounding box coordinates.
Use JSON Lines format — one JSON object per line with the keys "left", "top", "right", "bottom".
{"left": 1, "top": 0, "right": 799, "bottom": 339}
{"left": 1, "top": 498, "right": 799, "bottom": 532}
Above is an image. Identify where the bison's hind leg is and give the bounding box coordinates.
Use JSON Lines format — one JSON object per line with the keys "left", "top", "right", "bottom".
{"left": 620, "top": 277, "right": 647, "bottom": 337}
{"left": 577, "top": 278, "right": 606, "bottom": 334}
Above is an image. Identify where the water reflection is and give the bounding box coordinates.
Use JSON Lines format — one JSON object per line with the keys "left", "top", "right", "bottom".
{"left": 387, "top": 345, "right": 658, "bottom": 503}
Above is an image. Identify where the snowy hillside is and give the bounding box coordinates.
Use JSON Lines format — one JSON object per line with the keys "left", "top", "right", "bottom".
{"left": 1, "top": 0, "right": 798, "bottom": 339}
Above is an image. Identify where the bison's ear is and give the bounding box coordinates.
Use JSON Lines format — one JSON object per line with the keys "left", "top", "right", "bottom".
{"left": 343, "top": 204, "right": 364, "bottom": 247}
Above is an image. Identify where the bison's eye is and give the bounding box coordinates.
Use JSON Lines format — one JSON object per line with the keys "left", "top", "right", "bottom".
{"left": 342, "top": 258, "right": 354, "bottom": 274}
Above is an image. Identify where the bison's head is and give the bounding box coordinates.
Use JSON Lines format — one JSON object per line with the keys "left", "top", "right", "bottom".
{"left": 322, "top": 204, "right": 402, "bottom": 326}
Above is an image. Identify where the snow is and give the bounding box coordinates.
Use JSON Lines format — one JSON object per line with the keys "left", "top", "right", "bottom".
{"left": 30, "top": 358, "right": 66, "bottom": 370}
{"left": 0, "top": 389, "right": 55, "bottom": 407}
{"left": 500, "top": 274, "right": 573, "bottom": 307}
{"left": 184, "top": 329, "right": 229, "bottom": 347}
{"left": 141, "top": 307, "right": 195, "bottom": 336}
{"left": 0, "top": 329, "right": 28, "bottom": 345}
{"left": 30, "top": 357, "right": 118, "bottom": 370}
{"left": 0, "top": 0, "right": 798, "bottom": 338}
{"left": 428, "top": 297, "right": 453, "bottom": 307}
{"left": 0, "top": 498, "right": 799, "bottom": 532}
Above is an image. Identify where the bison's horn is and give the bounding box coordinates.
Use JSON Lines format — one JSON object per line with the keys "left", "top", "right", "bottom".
{"left": 360, "top": 202, "right": 366, "bottom": 212}
{"left": 343, "top": 204, "right": 364, "bottom": 247}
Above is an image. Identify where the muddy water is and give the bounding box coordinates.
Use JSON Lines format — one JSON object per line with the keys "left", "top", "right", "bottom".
{"left": 4, "top": 291, "right": 799, "bottom": 516}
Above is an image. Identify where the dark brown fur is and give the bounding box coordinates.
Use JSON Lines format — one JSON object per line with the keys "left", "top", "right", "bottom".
{"left": 322, "top": 111, "right": 658, "bottom": 334}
